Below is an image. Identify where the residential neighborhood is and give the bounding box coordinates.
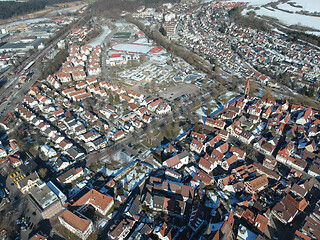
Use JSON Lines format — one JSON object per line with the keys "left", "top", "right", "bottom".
{"left": 0, "top": 0, "right": 319, "bottom": 240}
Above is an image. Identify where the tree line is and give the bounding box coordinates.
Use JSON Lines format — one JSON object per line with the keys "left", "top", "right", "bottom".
{"left": 228, "top": 7, "right": 270, "bottom": 32}
{"left": 286, "top": 31, "right": 320, "bottom": 47}
{"left": 0, "top": 0, "right": 77, "bottom": 19}
{"left": 41, "top": 49, "right": 68, "bottom": 79}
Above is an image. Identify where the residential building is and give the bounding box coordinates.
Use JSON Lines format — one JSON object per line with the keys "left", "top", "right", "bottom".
{"left": 59, "top": 210, "right": 94, "bottom": 240}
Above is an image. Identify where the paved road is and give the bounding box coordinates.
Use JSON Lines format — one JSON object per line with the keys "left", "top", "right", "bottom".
{"left": 0, "top": 70, "right": 41, "bottom": 117}
{"left": 3, "top": 175, "right": 43, "bottom": 239}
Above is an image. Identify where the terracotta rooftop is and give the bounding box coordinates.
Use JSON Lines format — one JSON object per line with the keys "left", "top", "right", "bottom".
{"left": 248, "top": 174, "right": 268, "bottom": 192}
{"left": 165, "top": 155, "right": 180, "bottom": 168}
{"left": 59, "top": 210, "right": 92, "bottom": 233}
{"left": 72, "top": 189, "right": 113, "bottom": 212}
{"left": 254, "top": 213, "right": 268, "bottom": 233}
{"left": 29, "top": 233, "right": 47, "bottom": 240}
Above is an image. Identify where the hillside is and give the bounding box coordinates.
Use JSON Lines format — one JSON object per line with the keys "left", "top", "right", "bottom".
{"left": 0, "top": 0, "right": 79, "bottom": 19}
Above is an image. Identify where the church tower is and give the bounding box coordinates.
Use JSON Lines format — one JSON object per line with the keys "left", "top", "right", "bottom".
{"left": 244, "top": 79, "right": 250, "bottom": 96}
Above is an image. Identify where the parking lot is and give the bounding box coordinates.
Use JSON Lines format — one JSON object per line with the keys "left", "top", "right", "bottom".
{"left": 3, "top": 175, "right": 43, "bottom": 239}
{"left": 158, "top": 83, "right": 200, "bottom": 101}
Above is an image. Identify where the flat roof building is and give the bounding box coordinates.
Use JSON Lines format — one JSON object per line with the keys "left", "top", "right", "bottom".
{"left": 0, "top": 38, "right": 42, "bottom": 53}
{"left": 28, "top": 180, "right": 64, "bottom": 219}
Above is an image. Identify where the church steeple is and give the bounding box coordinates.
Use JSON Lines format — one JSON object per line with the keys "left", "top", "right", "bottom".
{"left": 244, "top": 79, "right": 250, "bottom": 96}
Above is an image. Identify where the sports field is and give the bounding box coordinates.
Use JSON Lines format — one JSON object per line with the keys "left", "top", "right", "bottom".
{"left": 112, "top": 32, "right": 131, "bottom": 39}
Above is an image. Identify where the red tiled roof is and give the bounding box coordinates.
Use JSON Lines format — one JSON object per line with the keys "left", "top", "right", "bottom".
{"left": 72, "top": 189, "right": 113, "bottom": 212}
{"left": 29, "top": 233, "right": 47, "bottom": 240}
{"left": 59, "top": 210, "right": 92, "bottom": 233}
{"left": 294, "top": 230, "right": 311, "bottom": 240}
{"left": 165, "top": 155, "right": 180, "bottom": 168}
{"left": 254, "top": 213, "right": 268, "bottom": 232}
{"left": 243, "top": 208, "right": 255, "bottom": 224}
{"left": 53, "top": 108, "right": 64, "bottom": 116}
{"left": 199, "top": 157, "right": 212, "bottom": 170}
{"left": 248, "top": 175, "right": 268, "bottom": 192}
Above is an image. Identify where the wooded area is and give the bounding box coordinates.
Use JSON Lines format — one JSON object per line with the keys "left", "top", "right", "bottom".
{"left": 228, "top": 7, "right": 270, "bottom": 32}
{"left": 286, "top": 30, "right": 320, "bottom": 47}
{"left": 90, "top": 0, "right": 180, "bottom": 17}
{"left": 0, "top": 0, "right": 77, "bottom": 19}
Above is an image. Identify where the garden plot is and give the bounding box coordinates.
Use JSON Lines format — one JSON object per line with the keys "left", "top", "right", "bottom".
{"left": 218, "top": 91, "right": 237, "bottom": 102}
{"left": 206, "top": 99, "right": 219, "bottom": 115}
{"left": 119, "top": 163, "right": 151, "bottom": 191}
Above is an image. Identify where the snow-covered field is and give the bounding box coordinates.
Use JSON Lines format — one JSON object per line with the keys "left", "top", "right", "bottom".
{"left": 89, "top": 25, "right": 112, "bottom": 47}
{"left": 205, "top": 192, "right": 220, "bottom": 209}
{"left": 120, "top": 167, "right": 149, "bottom": 191}
{"left": 252, "top": 122, "right": 266, "bottom": 134}
{"left": 114, "top": 22, "right": 129, "bottom": 27}
{"left": 234, "top": 0, "right": 320, "bottom": 31}
{"left": 48, "top": 6, "right": 79, "bottom": 16}
{"left": 277, "top": 3, "right": 303, "bottom": 12}
{"left": 229, "top": 0, "right": 276, "bottom": 6}
{"left": 112, "top": 151, "right": 133, "bottom": 163}
{"left": 253, "top": 7, "right": 320, "bottom": 30}
{"left": 225, "top": 91, "right": 236, "bottom": 99}
{"left": 288, "top": 0, "right": 320, "bottom": 13}
{"left": 234, "top": 0, "right": 320, "bottom": 11}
